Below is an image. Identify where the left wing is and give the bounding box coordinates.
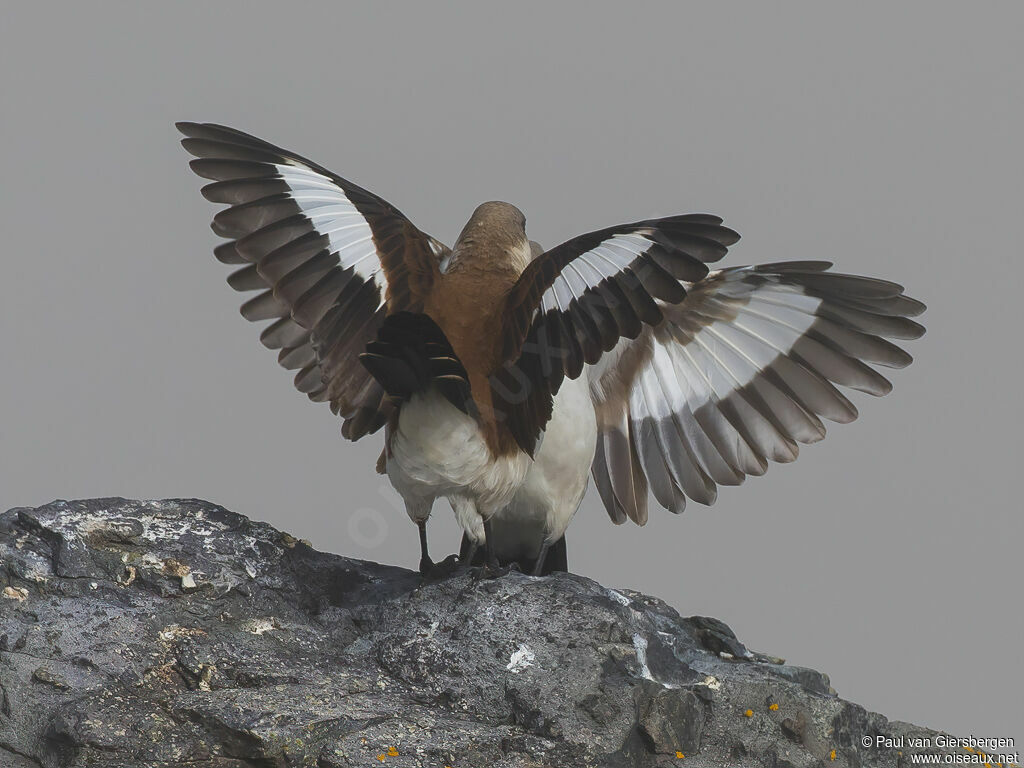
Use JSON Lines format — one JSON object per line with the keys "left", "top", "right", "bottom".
{"left": 178, "top": 122, "right": 447, "bottom": 439}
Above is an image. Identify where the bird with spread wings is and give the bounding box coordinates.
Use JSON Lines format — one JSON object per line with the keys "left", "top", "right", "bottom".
{"left": 178, "top": 122, "right": 925, "bottom": 576}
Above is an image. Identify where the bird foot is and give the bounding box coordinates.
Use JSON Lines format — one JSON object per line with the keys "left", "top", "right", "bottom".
{"left": 471, "top": 560, "right": 521, "bottom": 581}
{"left": 419, "top": 553, "right": 460, "bottom": 580}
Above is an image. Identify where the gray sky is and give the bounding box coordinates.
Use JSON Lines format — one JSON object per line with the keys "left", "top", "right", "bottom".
{"left": 2, "top": 1, "right": 1021, "bottom": 748}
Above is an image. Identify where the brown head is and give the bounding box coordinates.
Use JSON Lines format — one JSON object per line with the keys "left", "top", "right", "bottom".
{"left": 447, "top": 201, "right": 531, "bottom": 274}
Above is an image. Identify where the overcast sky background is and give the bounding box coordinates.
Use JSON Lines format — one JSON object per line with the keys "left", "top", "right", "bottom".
{"left": 2, "top": 2, "right": 1021, "bottom": 748}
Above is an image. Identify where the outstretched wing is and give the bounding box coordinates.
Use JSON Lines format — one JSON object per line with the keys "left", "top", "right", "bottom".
{"left": 491, "top": 215, "right": 741, "bottom": 455}
{"left": 587, "top": 262, "right": 926, "bottom": 524}
{"left": 178, "top": 122, "right": 448, "bottom": 439}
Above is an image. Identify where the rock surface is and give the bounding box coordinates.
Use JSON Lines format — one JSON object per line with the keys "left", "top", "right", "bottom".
{"left": 0, "top": 498, "right": 972, "bottom": 767}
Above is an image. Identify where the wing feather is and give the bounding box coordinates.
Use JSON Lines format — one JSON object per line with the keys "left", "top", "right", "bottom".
{"left": 588, "top": 263, "right": 924, "bottom": 524}
{"left": 178, "top": 122, "right": 448, "bottom": 438}
{"left": 492, "top": 215, "right": 741, "bottom": 455}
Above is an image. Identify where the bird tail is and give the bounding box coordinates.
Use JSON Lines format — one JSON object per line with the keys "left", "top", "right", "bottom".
{"left": 359, "top": 312, "right": 473, "bottom": 414}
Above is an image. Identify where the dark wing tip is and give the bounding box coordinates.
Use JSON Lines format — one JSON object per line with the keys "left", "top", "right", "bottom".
{"left": 675, "top": 213, "right": 723, "bottom": 225}
{"left": 902, "top": 296, "right": 928, "bottom": 317}
{"left": 175, "top": 121, "right": 201, "bottom": 135}
{"left": 697, "top": 220, "right": 741, "bottom": 247}
{"left": 668, "top": 214, "right": 741, "bottom": 246}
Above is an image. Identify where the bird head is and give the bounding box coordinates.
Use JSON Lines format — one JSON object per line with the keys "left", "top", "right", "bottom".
{"left": 450, "top": 201, "right": 531, "bottom": 273}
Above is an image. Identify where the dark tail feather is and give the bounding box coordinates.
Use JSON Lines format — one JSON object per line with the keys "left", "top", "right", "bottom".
{"left": 359, "top": 312, "right": 472, "bottom": 413}
{"left": 459, "top": 533, "right": 568, "bottom": 575}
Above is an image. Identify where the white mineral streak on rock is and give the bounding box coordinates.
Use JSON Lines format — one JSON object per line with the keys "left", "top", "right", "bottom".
{"left": 605, "top": 589, "right": 632, "bottom": 606}
{"left": 632, "top": 634, "right": 654, "bottom": 681}
{"left": 507, "top": 644, "right": 535, "bottom": 673}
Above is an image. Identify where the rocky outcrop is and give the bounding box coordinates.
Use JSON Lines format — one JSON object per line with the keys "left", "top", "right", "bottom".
{"left": 0, "top": 498, "right": 969, "bottom": 767}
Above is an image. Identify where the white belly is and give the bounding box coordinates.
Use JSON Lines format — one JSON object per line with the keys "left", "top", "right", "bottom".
{"left": 386, "top": 390, "right": 531, "bottom": 522}
{"left": 491, "top": 374, "right": 598, "bottom": 559}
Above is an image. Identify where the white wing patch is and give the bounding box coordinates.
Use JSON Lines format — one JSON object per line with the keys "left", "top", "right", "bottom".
{"left": 539, "top": 231, "right": 659, "bottom": 311}
{"left": 276, "top": 164, "right": 386, "bottom": 297}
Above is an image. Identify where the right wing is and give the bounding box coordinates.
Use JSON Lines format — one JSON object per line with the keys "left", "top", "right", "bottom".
{"left": 491, "top": 215, "right": 741, "bottom": 455}
{"left": 587, "top": 262, "right": 926, "bottom": 524}
{"left": 178, "top": 122, "right": 448, "bottom": 439}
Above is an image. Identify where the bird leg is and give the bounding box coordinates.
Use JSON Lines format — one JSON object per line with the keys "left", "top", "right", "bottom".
{"left": 417, "top": 520, "right": 432, "bottom": 575}
{"left": 472, "top": 518, "right": 521, "bottom": 579}
{"left": 460, "top": 537, "right": 480, "bottom": 568}
{"left": 531, "top": 539, "right": 552, "bottom": 577}
{"left": 483, "top": 517, "right": 501, "bottom": 571}
{"left": 418, "top": 520, "right": 458, "bottom": 578}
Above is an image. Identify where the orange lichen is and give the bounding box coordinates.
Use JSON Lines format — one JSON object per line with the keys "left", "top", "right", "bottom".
{"left": 387, "top": 747, "right": 399, "bottom": 757}
{"left": 744, "top": 709, "right": 754, "bottom": 718}
{"left": 769, "top": 703, "right": 779, "bottom": 711}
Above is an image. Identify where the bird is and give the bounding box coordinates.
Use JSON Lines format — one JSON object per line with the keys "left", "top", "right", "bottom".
{"left": 177, "top": 122, "right": 925, "bottom": 577}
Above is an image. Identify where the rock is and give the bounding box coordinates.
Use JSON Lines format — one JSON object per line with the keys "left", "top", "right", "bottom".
{"left": 0, "top": 498, "right": 974, "bottom": 767}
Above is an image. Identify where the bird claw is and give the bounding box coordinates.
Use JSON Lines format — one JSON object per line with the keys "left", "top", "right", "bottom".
{"left": 471, "top": 560, "right": 520, "bottom": 580}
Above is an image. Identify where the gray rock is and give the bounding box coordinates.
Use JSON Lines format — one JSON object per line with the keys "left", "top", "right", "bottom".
{"left": 0, "top": 498, "right": 972, "bottom": 767}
